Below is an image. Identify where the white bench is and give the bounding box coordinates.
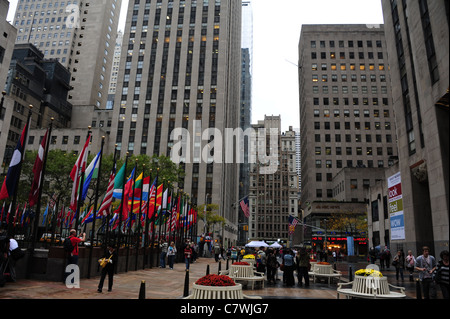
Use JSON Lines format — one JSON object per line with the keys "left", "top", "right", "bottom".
{"left": 337, "top": 276, "right": 406, "bottom": 299}
{"left": 220, "top": 264, "right": 265, "bottom": 290}
{"left": 184, "top": 283, "right": 262, "bottom": 299}
{"left": 308, "top": 263, "right": 342, "bottom": 284}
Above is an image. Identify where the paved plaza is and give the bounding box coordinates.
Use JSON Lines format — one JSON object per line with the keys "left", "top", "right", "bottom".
{"left": 0, "top": 256, "right": 425, "bottom": 299}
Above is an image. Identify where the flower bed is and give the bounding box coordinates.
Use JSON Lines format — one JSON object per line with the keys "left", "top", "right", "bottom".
{"left": 317, "top": 261, "right": 330, "bottom": 265}
{"left": 195, "top": 274, "right": 236, "bottom": 287}
{"left": 355, "top": 269, "right": 383, "bottom": 277}
{"left": 233, "top": 262, "right": 250, "bottom": 266}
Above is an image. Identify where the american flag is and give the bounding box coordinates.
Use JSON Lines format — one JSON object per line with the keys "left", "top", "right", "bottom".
{"left": 97, "top": 170, "right": 115, "bottom": 217}
{"left": 288, "top": 215, "right": 299, "bottom": 235}
{"left": 239, "top": 196, "right": 250, "bottom": 218}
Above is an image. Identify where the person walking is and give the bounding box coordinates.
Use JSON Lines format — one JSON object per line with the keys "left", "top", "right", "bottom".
{"left": 392, "top": 250, "right": 405, "bottom": 281}
{"left": 213, "top": 242, "right": 220, "bottom": 262}
{"left": 415, "top": 246, "right": 437, "bottom": 299}
{"left": 405, "top": 250, "right": 416, "bottom": 282}
{"left": 167, "top": 242, "right": 177, "bottom": 269}
{"left": 435, "top": 250, "right": 449, "bottom": 299}
{"left": 266, "top": 249, "right": 279, "bottom": 285}
{"left": 97, "top": 244, "right": 118, "bottom": 293}
{"left": 296, "top": 247, "right": 310, "bottom": 287}
{"left": 283, "top": 249, "right": 295, "bottom": 287}
{"left": 256, "top": 247, "right": 267, "bottom": 274}
{"left": 184, "top": 244, "right": 193, "bottom": 271}
{"left": 159, "top": 240, "right": 168, "bottom": 268}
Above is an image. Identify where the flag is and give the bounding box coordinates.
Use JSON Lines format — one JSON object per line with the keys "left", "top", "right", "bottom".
{"left": 81, "top": 206, "right": 94, "bottom": 225}
{"left": 42, "top": 204, "right": 49, "bottom": 226}
{"left": 113, "top": 163, "right": 126, "bottom": 198}
{"left": 5, "top": 203, "right": 12, "bottom": 225}
{"left": 97, "top": 170, "right": 115, "bottom": 217}
{"left": 81, "top": 150, "right": 101, "bottom": 201}
{"left": 288, "top": 215, "right": 299, "bottom": 235}
{"left": 162, "top": 188, "right": 168, "bottom": 209}
{"left": 69, "top": 134, "right": 91, "bottom": 212}
{"left": 0, "top": 117, "right": 30, "bottom": 201}
{"left": 239, "top": 196, "right": 250, "bottom": 218}
{"left": 29, "top": 129, "right": 49, "bottom": 207}
{"left": 0, "top": 202, "right": 5, "bottom": 224}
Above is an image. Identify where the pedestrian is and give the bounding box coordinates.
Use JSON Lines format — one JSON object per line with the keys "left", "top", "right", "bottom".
{"left": 296, "top": 247, "right": 310, "bottom": 287}
{"left": 435, "top": 250, "right": 449, "bottom": 299}
{"left": 167, "top": 241, "right": 177, "bottom": 269}
{"left": 392, "top": 250, "right": 405, "bottom": 281}
{"left": 97, "top": 244, "right": 117, "bottom": 293}
{"left": 384, "top": 246, "right": 391, "bottom": 269}
{"left": 256, "top": 247, "right": 266, "bottom": 274}
{"left": 184, "top": 244, "right": 193, "bottom": 271}
{"left": 266, "top": 249, "right": 279, "bottom": 285}
{"left": 159, "top": 240, "right": 168, "bottom": 268}
{"left": 332, "top": 250, "right": 337, "bottom": 263}
{"left": 380, "top": 249, "right": 386, "bottom": 270}
{"left": 213, "top": 242, "right": 220, "bottom": 262}
{"left": 283, "top": 249, "right": 295, "bottom": 287}
{"left": 415, "top": 246, "right": 437, "bottom": 299}
{"left": 67, "top": 229, "right": 86, "bottom": 266}
{"left": 405, "top": 250, "right": 416, "bottom": 282}
{"left": 231, "top": 247, "right": 238, "bottom": 262}
{"left": 191, "top": 242, "right": 198, "bottom": 262}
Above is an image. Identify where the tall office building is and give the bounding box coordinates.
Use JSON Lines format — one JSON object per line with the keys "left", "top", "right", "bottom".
{"left": 0, "top": 0, "right": 17, "bottom": 90}
{"left": 13, "top": 0, "right": 122, "bottom": 109}
{"left": 248, "top": 116, "right": 299, "bottom": 243}
{"left": 238, "top": 0, "right": 253, "bottom": 245}
{"left": 298, "top": 25, "right": 398, "bottom": 251}
{"left": 377, "top": 0, "right": 449, "bottom": 254}
{"left": 110, "top": 0, "right": 242, "bottom": 247}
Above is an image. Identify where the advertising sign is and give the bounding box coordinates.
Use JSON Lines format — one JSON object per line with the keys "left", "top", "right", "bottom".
{"left": 388, "top": 172, "right": 405, "bottom": 240}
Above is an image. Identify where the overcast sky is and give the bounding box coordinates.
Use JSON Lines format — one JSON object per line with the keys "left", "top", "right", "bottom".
{"left": 6, "top": 0, "right": 385, "bottom": 131}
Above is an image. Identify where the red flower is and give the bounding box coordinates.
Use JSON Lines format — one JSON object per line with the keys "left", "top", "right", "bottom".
{"left": 232, "top": 262, "right": 250, "bottom": 266}
{"left": 195, "top": 274, "right": 236, "bottom": 287}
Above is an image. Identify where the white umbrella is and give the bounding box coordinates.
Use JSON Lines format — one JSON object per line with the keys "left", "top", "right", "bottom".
{"left": 269, "top": 242, "right": 282, "bottom": 248}
{"left": 245, "top": 240, "right": 269, "bottom": 248}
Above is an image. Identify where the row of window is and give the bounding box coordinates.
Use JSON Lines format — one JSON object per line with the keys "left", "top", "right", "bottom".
{"left": 314, "top": 133, "right": 393, "bottom": 144}
{"left": 312, "top": 85, "right": 389, "bottom": 94}
{"left": 313, "top": 120, "right": 392, "bottom": 130}
{"left": 311, "top": 51, "right": 384, "bottom": 60}
{"left": 313, "top": 97, "right": 389, "bottom": 106}
{"left": 312, "top": 63, "right": 385, "bottom": 71}
{"left": 311, "top": 40, "right": 383, "bottom": 49}
{"left": 314, "top": 159, "right": 394, "bottom": 170}
{"left": 312, "top": 73, "right": 386, "bottom": 82}
{"left": 315, "top": 146, "right": 394, "bottom": 156}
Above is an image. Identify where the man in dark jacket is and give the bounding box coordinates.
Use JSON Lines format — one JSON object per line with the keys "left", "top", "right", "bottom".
{"left": 97, "top": 244, "right": 118, "bottom": 293}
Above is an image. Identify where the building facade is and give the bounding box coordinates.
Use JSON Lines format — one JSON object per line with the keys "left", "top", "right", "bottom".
{"left": 0, "top": 0, "right": 17, "bottom": 90}
{"left": 298, "top": 25, "right": 397, "bottom": 254}
{"left": 109, "top": 0, "right": 242, "bottom": 247}
{"left": 248, "top": 116, "right": 299, "bottom": 244}
{"left": 378, "top": 0, "right": 449, "bottom": 255}
{"left": 13, "top": 0, "right": 122, "bottom": 109}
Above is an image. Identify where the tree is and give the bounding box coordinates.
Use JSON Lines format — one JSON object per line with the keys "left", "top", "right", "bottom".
{"left": 326, "top": 210, "right": 368, "bottom": 237}
{"left": 197, "top": 203, "right": 226, "bottom": 235}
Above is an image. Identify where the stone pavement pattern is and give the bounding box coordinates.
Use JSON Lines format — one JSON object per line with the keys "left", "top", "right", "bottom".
{"left": 0, "top": 257, "right": 421, "bottom": 299}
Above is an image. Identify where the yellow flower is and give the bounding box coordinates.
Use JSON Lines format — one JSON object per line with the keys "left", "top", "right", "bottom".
{"left": 355, "top": 268, "right": 383, "bottom": 277}
{"left": 243, "top": 254, "right": 255, "bottom": 259}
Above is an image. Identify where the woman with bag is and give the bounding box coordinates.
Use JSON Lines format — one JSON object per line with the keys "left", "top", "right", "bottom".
{"left": 167, "top": 242, "right": 177, "bottom": 270}
{"left": 405, "top": 250, "right": 416, "bottom": 282}
{"left": 392, "top": 250, "right": 405, "bottom": 281}
{"left": 296, "top": 247, "right": 310, "bottom": 287}
{"left": 97, "top": 244, "right": 118, "bottom": 293}
{"left": 435, "top": 250, "right": 449, "bottom": 299}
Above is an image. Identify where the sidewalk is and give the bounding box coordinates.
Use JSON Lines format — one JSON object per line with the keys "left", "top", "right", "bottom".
{"left": 0, "top": 257, "right": 423, "bottom": 299}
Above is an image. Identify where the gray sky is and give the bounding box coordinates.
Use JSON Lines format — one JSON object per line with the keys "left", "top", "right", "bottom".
{"left": 7, "top": 0, "right": 385, "bottom": 131}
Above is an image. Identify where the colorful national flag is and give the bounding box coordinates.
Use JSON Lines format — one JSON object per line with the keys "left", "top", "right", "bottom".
{"left": 42, "top": 204, "right": 49, "bottom": 226}
{"left": 69, "top": 134, "right": 91, "bottom": 212}
{"left": 0, "top": 117, "right": 30, "bottom": 201}
{"left": 29, "top": 129, "right": 49, "bottom": 207}
{"left": 112, "top": 163, "right": 126, "bottom": 198}
{"left": 97, "top": 170, "right": 115, "bottom": 217}
{"left": 81, "top": 150, "right": 101, "bottom": 201}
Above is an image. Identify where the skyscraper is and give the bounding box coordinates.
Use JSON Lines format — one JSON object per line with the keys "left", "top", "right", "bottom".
{"left": 298, "top": 25, "right": 397, "bottom": 252}
{"left": 110, "top": 0, "right": 242, "bottom": 246}
{"left": 13, "top": 0, "right": 122, "bottom": 109}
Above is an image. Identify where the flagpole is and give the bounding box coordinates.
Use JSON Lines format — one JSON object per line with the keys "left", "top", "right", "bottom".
{"left": 135, "top": 164, "right": 145, "bottom": 271}
{"left": 149, "top": 168, "right": 159, "bottom": 268}
{"left": 105, "top": 144, "right": 118, "bottom": 246}
{"left": 27, "top": 117, "right": 52, "bottom": 279}
{"left": 74, "top": 128, "right": 92, "bottom": 231}
{"left": 125, "top": 158, "right": 138, "bottom": 272}
{"left": 87, "top": 136, "right": 104, "bottom": 279}
{"left": 143, "top": 168, "right": 152, "bottom": 269}
{"left": 7, "top": 105, "right": 32, "bottom": 237}
{"left": 117, "top": 152, "right": 129, "bottom": 249}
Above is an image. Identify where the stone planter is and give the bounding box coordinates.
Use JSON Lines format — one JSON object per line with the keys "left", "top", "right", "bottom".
{"left": 230, "top": 264, "right": 254, "bottom": 277}
{"left": 189, "top": 283, "right": 245, "bottom": 299}
{"left": 312, "top": 263, "right": 332, "bottom": 274}
{"left": 242, "top": 258, "right": 256, "bottom": 267}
